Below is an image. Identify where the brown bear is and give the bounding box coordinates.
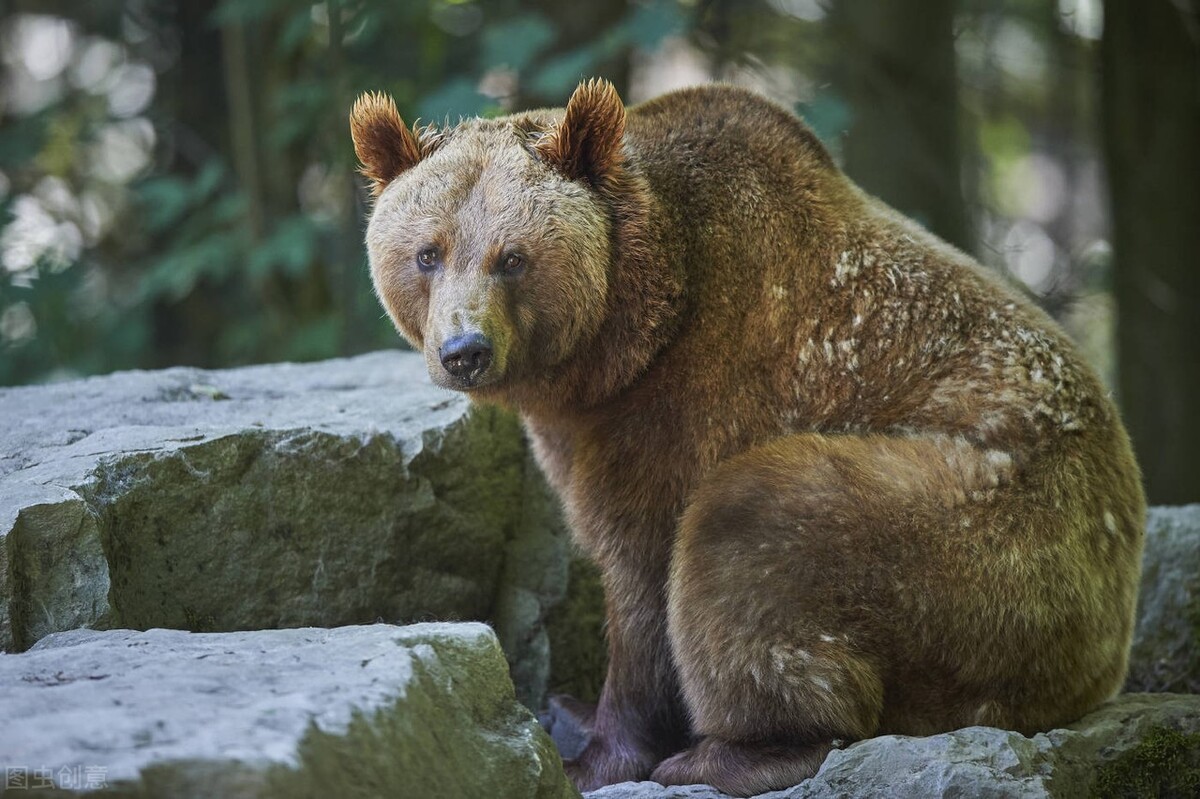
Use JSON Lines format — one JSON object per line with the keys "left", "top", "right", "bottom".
{"left": 350, "top": 79, "right": 1145, "bottom": 796}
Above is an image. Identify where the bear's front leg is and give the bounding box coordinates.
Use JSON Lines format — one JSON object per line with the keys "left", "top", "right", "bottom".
{"left": 562, "top": 554, "right": 690, "bottom": 791}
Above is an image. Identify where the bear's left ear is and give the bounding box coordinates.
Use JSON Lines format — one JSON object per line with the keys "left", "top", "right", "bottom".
{"left": 536, "top": 78, "right": 626, "bottom": 184}
{"left": 350, "top": 92, "right": 432, "bottom": 196}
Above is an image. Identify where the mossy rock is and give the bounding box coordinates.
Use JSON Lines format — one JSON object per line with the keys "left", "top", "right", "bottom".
{"left": 1094, "top": 726, "right": 1200, "bottom": 799}
{"left": 545, "top": 553, "right": 607, "bottom": 703}
{"left": 0, "top": 624, "right": 579, "bottom": 798}
{"left": 0, "top": 353, "right": 573, "bottom": 709}
{"left": 1126, "top": 505, "right": 1200, "bottom": 694}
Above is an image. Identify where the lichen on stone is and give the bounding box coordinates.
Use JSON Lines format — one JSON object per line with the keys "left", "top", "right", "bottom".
{"left": 1093, "top": 725, "right": 1200, "bottom": 799}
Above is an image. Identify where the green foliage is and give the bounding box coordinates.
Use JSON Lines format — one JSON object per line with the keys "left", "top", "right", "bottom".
{"left": 626, "top": 0, "right": 688, "bottom": 48}
{"left": 210, "top": 0, "right": 294, "bottom": 26}
{"left": 138, "top": 161, "right": 227, "bottom": 234}
{"left": 529, "top": 0, "right": 687, "bottom": 98}
{"left": 482, "top": 14, "right": 556, "bottom": 73}
{"left": 0, "top": 112, "right": 49, "bottom": 170}
{"left": 0, "top": 0, "right": 1119, "bottom": 387}
{"left": 248, "top": 216, "right": 322, "bottom": 283}
{"left": 0, "top": 0, "right": 695, "bottom": 385}
{"left": 417, "top": 77, "right": 491, "bottom": 121}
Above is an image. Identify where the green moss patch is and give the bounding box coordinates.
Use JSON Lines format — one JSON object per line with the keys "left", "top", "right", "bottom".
{"left": 1094, "top": 725, "right": 1200, "bottom": 798}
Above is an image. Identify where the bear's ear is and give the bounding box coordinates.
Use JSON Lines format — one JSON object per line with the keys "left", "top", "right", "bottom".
{"left": 536, "top": 78, "right": 626, "bottom": 184}
{"left": 350, "top": 92, "right": 428, "bottom": 196}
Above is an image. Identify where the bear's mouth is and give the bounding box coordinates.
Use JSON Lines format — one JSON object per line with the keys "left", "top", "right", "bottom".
{"left": 426, "top": 354, "right": 506, "bottom": 394}
{"left": 436, "top": 371, "right": 496, "bottom": 392}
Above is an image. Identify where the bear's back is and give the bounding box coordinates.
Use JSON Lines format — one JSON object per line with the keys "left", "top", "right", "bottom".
{"left": 618, "top": 85, "right": 1123, "bottom": 463}
{"left": 623, "top": 86, "right": 838, "bottom": 230}
{"left": 627, "top": 84, "right": 834, "bottom": 173}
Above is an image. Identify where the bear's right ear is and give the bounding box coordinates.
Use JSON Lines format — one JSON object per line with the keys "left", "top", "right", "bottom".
{"left": 536, "top": 78, "right": 626, "bottom": 184}
{"left": 350, "top": 92, "right": 425, "bottom": 196}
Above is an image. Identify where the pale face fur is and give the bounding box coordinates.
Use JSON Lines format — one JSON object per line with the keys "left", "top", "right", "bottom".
{"left": 366, "top": 121, "right": 611, "bottom": 394}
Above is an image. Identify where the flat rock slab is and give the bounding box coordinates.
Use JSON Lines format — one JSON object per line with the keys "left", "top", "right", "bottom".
{"left": 0, "top": 623, "right": 578, "bottom": 798}
{"left": 585, "top": 693, "right": 1200, "bottom": 799}
{"left": 0, "top": 352, "right": 569, "bottom": 707}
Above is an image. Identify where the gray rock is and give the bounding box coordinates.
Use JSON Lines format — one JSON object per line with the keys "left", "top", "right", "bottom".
{"left": 0, "top": 352, "right": 569, "bottom": 707}
{"left": 581, "top": 694, "right": 1200, "bottom": 799}
{"left": 0, "top": 622, "right": 578, "bottom": 798}
{"left": 774, "top": 727, "right": 1051, "bottom": 799}
{"left": 790, "top": 693, "right": 1200, "bottom": 799}
{"left": 539, "top": 695, "right": 595, "bottom": 762}
{"left": 588, "top": 785, "right": 734, "bottom": 799}
{"left": 1126, "top": 504, "right": 1200, "bottom": 694}
{"left": 5, "top": 353, "right": 1199, "bottom": 799}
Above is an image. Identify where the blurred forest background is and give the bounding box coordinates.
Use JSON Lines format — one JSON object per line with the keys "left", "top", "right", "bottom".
{"left": 0, "top": 0, "right": 1195, "bottom": 503}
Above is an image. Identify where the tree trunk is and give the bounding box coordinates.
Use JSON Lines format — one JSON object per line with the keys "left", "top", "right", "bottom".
{"left": 828, "top": 0, "right": 974, "bottom": 254}
{"left": 149, "top": 0, "right": 231, "bottom": 370}
{"left": 1101, "top": 0, "right": 1200, "bottom": 504}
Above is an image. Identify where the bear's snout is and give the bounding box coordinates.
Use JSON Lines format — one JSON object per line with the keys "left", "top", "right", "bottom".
{"left": 439, "top": 332, "right": 493, "bottom": 384}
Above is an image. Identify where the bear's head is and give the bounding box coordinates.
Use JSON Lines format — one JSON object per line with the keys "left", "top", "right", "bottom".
{"left": 352, "top": 79, "right": 628, "bottom": 400}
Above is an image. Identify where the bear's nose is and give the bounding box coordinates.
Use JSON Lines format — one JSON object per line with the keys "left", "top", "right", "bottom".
{"left": 439, "top": 333, "right": 493, "bottom": 381}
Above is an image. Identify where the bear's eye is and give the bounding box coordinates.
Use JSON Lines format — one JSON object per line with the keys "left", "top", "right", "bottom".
{"left": 416, "top": 247, "right": 439, "bottom": 272}
{"left": 501, "top": 253, "right": 525, "bottom": 275}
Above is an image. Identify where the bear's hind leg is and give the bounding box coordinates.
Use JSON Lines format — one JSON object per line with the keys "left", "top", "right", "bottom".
{"left": 655, "top": 432, "right": 1019, "bottom": 795}
{"left": 649, "top": 634, "right": 881, "bottom": 797}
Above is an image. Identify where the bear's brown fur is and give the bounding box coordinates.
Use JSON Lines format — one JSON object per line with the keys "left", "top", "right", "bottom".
{"left": 351, "top": 80, "right": 1145, "bottom": 796}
